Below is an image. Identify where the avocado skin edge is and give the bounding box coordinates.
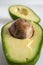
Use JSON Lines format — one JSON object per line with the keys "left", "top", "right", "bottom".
{"left": 8, "top": 5, "right": 41, "bottom": 23}
{"left": 1, "top": 22, "right": 43, "bottom": 65}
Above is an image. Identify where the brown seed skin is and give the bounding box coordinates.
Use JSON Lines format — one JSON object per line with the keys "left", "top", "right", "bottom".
{"left": 9, "top": 18, "right": 34, "bottom": 39}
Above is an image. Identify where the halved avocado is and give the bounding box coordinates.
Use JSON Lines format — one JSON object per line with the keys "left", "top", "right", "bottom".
{"left": 9, "top": 5, "right": 41, "bottom": 23}
{"left": 1, "top": 21, "right": 43, "bottom": 65}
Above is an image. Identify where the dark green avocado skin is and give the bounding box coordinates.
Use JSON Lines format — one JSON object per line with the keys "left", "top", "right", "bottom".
{"left": 1, "top": 22, "right": 43, "bottom": 65}
{"left": 8, "top": 5, "right": 41, "bottom": 23}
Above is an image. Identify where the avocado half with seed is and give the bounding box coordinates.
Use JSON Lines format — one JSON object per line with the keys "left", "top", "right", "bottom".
{"left": 1, "top": 19, "right": 43, "bottom": 65}
{"left": 9, "top": 5, "right": 41, "bottom": 23}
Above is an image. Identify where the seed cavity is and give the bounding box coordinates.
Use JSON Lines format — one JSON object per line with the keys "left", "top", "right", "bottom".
{"left": 21, "top": 8, "right": 28, "bottom": 15}
{"left": 17, "top": 8, "right": 28, "bottom": 15}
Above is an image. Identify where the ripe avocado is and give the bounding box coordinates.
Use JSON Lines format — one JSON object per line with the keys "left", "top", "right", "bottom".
{"left": 1, "top": 21, "right": 43, "bottom": 65}
{"left": 9, "top": 5, "right": 41, "bottom": 23}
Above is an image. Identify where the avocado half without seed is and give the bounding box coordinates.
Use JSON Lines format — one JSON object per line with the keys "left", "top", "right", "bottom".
{"left": 1, "top": 18, "right": 43, "bottom": 65}
{"left": 9, "top": 5, "right": 41, "bottom": 23}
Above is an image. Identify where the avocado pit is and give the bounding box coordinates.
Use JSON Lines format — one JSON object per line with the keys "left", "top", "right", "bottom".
{"left": 9, "top": 18, "right": 34, "bottom": 39}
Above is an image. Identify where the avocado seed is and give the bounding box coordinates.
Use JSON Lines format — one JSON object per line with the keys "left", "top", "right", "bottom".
{"left": 9, "top": 18, "right": 34, "bottom": 39}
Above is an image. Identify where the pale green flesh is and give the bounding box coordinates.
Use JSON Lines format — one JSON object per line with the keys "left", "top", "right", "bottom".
{"left": 9, "top": 5, "right": 40, "bottom": 22}
{"left": 2, "top": 22, "right": 42, "bottom": 63}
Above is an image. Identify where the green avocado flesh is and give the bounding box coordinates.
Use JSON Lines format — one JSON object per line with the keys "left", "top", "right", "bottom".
{"left": 9, "top": 5, "right": 40, "bottom": 23}
{"left": 1, "top": 21, "right": 43, "bottom": 65}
